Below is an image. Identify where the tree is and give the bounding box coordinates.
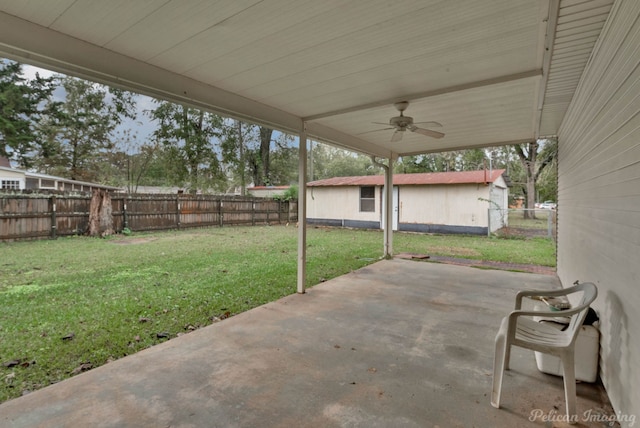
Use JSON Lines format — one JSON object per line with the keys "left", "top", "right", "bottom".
{"left": 514, "top": 138, "right": 557, "bottom": 217}
{"left": 37, "top": 76, "right": 136, "bottom": 181}
{"left": 310, "top": 143, "right": 379, "bottom": 179}
{"left": 0, "top": 61, "right": 56, "bottom": 167}
{"left": 149, "top": 101, "right": 225, "bottom": 193}
{"left": 222, "top": 123, "right": 298, "bottom": 192}
{"left": 221, "top": 120, "right": 253, "bottom": 194}
{"left": 268, "top": 134, "right": 298, "bottom": 186}
{"left": 103, "top": 129, "right": 160, "bottom": 192}
{"left": 254, "top": 127, "right": 273, "bottom": 186}
{"left": 394, "top": 150, "right": 485, "bottom": 174}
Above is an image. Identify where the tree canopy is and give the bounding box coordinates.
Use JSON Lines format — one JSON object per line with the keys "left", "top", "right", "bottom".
{"left": 0, "top": 61, "right": 56, "bottom": 167}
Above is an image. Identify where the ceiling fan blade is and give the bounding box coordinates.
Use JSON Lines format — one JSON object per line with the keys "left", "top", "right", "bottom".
{"left": 411, "top": 126, "right": 445, "bottom": 139}
{"left": 413, "top": 121, "right": 443, "bottom": 128}
{"left": 390, "top": 130, "right": 403, "bottom": 142}
{"left": 357, "top": 127, "right": 394, "bottom": 136}
{"left": 372, "top": 121, "right": 391, "bottom": 125}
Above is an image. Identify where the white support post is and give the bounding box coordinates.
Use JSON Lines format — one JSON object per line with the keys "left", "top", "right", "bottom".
{"left": 384, "top": 158, "right": 394, "bottom": 258}
{"left": 297, "top": 126, "right": 308, "bottom": 294}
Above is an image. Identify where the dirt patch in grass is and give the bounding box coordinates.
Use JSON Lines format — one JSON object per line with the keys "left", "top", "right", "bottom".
{"left": 426, "top": 246, "right": 482, "bottom": 258}
{"left": 110, "top": 237, "right": 158, "bottom": 245}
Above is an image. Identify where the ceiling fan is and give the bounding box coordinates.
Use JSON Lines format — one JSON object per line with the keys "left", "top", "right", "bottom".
{"left": 364, "top": 101, "right": 445, "bottom": 142}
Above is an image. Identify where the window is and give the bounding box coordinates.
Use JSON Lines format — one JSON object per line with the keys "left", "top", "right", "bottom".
{"left": 1, "top": 180, "right": 20, "bottom": 190}
{"left": 40, "top": 179, "right": 56, "bottom": 189}
{"left": 360, "top": 186, "right": 375, "bottom": 212}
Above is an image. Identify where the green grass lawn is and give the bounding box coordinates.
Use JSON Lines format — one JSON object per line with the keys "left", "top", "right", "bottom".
{"left": 0, "top": 226, "right": 555, "bottom": 402}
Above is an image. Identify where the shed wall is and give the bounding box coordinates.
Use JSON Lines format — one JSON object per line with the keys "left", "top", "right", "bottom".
{"left": 399, "top": 184, "right": 491, "bottom": 228}
{"left": 307, "top": 181, "right": 504, "bottom": 234}
{"left": 306, "top": 186, "right": 381, "bottom": 223}
{"left": 557, "top": 0, "right": 640, "bottom": 419}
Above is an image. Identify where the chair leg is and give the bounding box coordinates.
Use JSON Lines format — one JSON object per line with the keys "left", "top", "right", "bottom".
{"left": 561, "top": 351, "right": 577, "bottom": 424}
{"left": 504, "top": 340, "right": 512, "bottom": 371}
{"left": 491, "top": 333, "right": 508, "bottom": 408}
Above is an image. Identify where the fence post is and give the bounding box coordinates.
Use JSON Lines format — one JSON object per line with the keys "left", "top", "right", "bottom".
{"left": 50, "top": 195, "right": 57, "bottom": 239}
{"left": 176, "top": 195, "right": 181, "bottom": 229}
{"left": 252, "top": 200, "right": 256, "bottom": 226}
{"left": 278, "top": 200, "right": 282, "bottom": 224}
{"left": 266, "top": 200, "right": 270, "bottom": 225}
{"left": 219, "top": 200, "right": 223, "bottom": 227}
{"left": 123, "top": 196, "right": 129, "bottom": 230}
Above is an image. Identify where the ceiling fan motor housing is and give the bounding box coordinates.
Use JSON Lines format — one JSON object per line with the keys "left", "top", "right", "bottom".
{"left": 389, "top": 115, "right": 413, "bottom": 129}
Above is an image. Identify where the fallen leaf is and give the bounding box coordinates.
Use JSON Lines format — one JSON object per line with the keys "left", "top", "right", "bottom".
{"left": 156, "top": 332, "right": 170, "bottom": 339}
{"left": 3, "top": 360, "right": 20, "bottom": 368}
{"left": 368, "top": 367, "right": 377, "bottom": 373}
{"left": 138, "top": 317, "right": 151, "bottom": 323}
{"left": 61, "top": 333, "right": 75, "bottom": 341}
{"left": 71, "top": 363, "right": 92, "bottom": 375}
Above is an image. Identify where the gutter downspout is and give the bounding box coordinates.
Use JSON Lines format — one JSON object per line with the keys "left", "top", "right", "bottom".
{"left": 297, "top": 125, "right": 308, "bottom": 294}
{"left": 372, "top": 156, "right": 393, "bottom": 259}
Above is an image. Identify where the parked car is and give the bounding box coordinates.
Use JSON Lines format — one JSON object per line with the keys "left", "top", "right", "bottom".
{"left": 538, "top": 200, "right": 557, "bottom": 210}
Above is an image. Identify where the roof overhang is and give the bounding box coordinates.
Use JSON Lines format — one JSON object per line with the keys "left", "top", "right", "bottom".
{"left": 0, "top": 0, "right": 614, "bottom": 158}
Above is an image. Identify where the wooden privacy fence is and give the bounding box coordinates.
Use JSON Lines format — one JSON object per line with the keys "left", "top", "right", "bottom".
{"left": 0, "top": 194, "right": 298, "bottom": 241}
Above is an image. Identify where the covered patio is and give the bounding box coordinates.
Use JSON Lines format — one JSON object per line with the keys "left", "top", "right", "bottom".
{"left": 0, "top": 0, "right": 638, "bottom": 423}
{"left": 0, "top": 260, "right": 613, "bottom": 427}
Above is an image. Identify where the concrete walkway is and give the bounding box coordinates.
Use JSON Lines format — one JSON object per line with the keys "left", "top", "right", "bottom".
{"left": 0, "top": 260, "right": 612, "bottom": 427}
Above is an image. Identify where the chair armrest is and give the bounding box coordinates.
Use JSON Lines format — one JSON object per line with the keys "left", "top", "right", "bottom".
{"left": 509, "top": 308, "right": 583, "bottom": 319}
{"left": 514, "top": 283, "right": 583, "bottom": 309}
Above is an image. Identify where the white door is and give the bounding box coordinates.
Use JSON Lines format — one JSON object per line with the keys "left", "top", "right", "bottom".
{"left": 381, "top": 186, "right": 399, "bottom": 231}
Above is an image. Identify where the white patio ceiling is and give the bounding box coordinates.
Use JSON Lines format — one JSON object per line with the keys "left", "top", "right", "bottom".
{"left": 0, "top": 0, "right": 613, "bottom": 158}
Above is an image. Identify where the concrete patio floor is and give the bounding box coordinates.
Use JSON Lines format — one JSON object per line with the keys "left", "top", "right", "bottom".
{"left": 0, "top": 259, "right": 614, "bottom": 427}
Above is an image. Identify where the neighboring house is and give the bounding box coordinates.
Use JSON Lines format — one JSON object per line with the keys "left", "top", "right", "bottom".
{"left": 307, "top": 170, "right": 508, "bottom": 235}
{"left": 0, "top": 160, "right": 120, "bottom": 193}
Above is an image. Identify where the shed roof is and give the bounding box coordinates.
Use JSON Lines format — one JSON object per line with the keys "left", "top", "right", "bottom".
{"left": 308, "top": 169, "right": 506, "bottom": 187}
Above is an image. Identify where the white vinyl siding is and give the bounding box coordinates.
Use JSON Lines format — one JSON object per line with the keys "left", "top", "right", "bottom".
{"left": 557, "top": 0, "right": 640, "bottom": 419}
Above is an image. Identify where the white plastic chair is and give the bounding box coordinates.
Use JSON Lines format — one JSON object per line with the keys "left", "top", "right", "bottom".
{"left": 491, "top": 282, "right": 598, "bottom": 423}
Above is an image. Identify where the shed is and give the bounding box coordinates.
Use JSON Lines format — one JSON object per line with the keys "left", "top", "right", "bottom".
{"left": 307, "top": 170, "right": 507, "bottom": 235}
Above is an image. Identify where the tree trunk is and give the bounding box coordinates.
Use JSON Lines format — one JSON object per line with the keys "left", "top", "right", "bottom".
{"left": 259, "top": 127, "right": 272, "bottom": 186}
{"left": 87, "top": 189, "right": 114, "bottom": 237}
{"left": 515, "top": 142, "right": 538, "bottom": 219}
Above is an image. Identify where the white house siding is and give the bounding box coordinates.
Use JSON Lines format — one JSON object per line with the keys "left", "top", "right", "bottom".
{"left": 398, "top": 184, "right": 491, "bottom": 234}
{"left": 306, "top": 186, "right": 381, "bottom": 228}
{"left": 557, "top": 0, "right": 640, "bottom": 420}
{"left": 0, "top": 168, "right": 26, "bottom": 190}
